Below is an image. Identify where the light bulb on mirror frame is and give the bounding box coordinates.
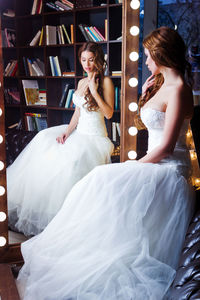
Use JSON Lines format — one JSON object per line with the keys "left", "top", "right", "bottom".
{"left": 0, "top": 135, "right": 3, "bottom": 144}
{"left": 129, "top": 77, "right": 138, "bottom": 87}
{"left": 129, "top": 51, "right": 139, "bottom": 62}
{"left": 128, "top": 126, "right": 138, "bottom": 136}
{"left": 129, "top": 102, "right": 138, "bottom": 112}
{"left": 0, "top": 108, "right": 2, "bottom": 116}
{"left": 0, "top": 161, "right": 4, "bottom": 171}
{"left": 130, "top": 0, "right": 140, "bottom": 10}
{"left": 130, "top": 26, "right": 139, "bottom": 36}
{"left": 0, "top": 186, "right": 5, "bottom": 196}
{"left": 128, "top": 150, "right": 137, "bottom": 160}
{"left": 0, "top": 236, "right": 6, "bottom": 247}
{"left": 0, "top": 212, "right": 6, "bottom": 222}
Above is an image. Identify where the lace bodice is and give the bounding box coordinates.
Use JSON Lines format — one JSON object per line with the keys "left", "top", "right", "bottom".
{"left": 73, "top": 93, "right": 108, "bottom": 137}
{"left": 141, "top": 107, "right": 191, "bottom": 177}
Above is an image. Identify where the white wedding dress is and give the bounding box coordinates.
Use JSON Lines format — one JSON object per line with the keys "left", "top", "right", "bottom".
{"left": 17, "top": 107, "right": 195, "bottom": 300}
{"left": 7, "top": 93, "right": 114, "bottom": 236}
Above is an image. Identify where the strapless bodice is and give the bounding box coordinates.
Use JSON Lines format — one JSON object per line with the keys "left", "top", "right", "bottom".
{"left": 141, "top": 107, "right": 191, "bottom": 177}
{"left": 73, "top": 93, "right": 108, "bottom": 137}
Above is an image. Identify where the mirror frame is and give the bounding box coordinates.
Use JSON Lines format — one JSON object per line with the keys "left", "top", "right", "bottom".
{"left": 0, "top": 0, "right": 140, "bottom": 263}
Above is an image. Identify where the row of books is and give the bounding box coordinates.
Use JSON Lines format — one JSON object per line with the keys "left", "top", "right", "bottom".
{"left": 49, "top": 56, "right": 75, "bottom": 77}
{"left": 25, "top": 113, "right": 47, "bottom": 132}
{"left": 4, "top": 60, "right": 18, "bottom": 77}
{"left": 46, "top": 0, "right": 74, "bottom": 11}
{"left": 31, "top": 0, "right": 43, "bottom": 15}
{"left": 78, "top": 24, "right": 106, "bottom": 42}
{"left": 23, "top": 57, "right": 45, "bottom": 77}
{"left": 59, "top": 84, "right": 75, "bottom": 108}
{"left": 29, "top": 24, "right": 73, "bottom": 47}
{"left": 1, "top": 28, "right": 16, "bottom": 47}
{"left": 22, "top": 80, "right": 47, "bottom": 106}
{"left": 4, "top": 88, "right": 20, "bottom": 105}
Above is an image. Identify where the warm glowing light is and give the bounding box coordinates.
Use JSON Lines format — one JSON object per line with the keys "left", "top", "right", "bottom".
{"left": 0, "top": 212, "right": 6, "bottom": 222}
{"left": 0, "top": 186, "right": 5, "bottom": 196}
{"left": 0, "top": 161, "right": 4, "bottom": 171}
{"left": 129, "top": 51, "right": 139, "bottom": 62}
{"left": 130, "top": 0, "right": 140, "bottom": 10}
{"left": 129, "top": 102, "right": 138, "bottom": 112}
{"left": 128, "top": 126, "right": 138, "bottom": 136}
{"left": 186, "top": 130, "right": 192, "bottom": 138}
{"left": 190, "top": 150, "right": 197, "bottom": 160}
{"left": 0, "top": 237, "right": 6, "bottom": 247}
{"left": 129, "top": 77, "right": 138, "bottom": 87}
{"left": 128, "top": 150, "right": 137, "bottom": 160}
{"left": 0, "top": 135, "right": 3, "bottom": 144}
{"left": 130, "top": 26, "right": 139, "bottom": 36}
{"left": 194, "top": 178, "right": 200, "bottom": 185}
{"left": 0, "top": 108, "right": 2, "bottom": 116}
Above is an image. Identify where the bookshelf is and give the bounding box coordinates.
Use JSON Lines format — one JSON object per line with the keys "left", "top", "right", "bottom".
{"left": 1, "top": 0, "right": 122, "bottom": 161}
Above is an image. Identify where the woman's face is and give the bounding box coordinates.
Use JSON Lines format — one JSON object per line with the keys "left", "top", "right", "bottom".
{"left": 80, "top": 50, "right": 96, "bottom": 74}
{"left": 144, "top": 48, "right": 160, "bottom": 75}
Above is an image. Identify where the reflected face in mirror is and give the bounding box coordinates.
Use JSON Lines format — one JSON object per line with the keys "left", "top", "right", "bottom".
{"left": 7, "top": 42, "right": 115, "bottom": 242}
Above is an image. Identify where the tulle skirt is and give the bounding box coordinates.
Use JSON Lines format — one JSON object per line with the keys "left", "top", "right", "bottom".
{"left": 17, "top": 160, "right": 195, "bottom": 300}
{"left": 7, "top": 125, "right": 114, "bottom": 236}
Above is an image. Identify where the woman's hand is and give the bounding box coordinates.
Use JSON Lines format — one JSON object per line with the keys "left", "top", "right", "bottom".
{"left": 56, "top": 132, "right": 69, "bottom": 144}
{"left": 142, "top": 74, "right": 155, "bottom": 96}
{"left": 88, "top": 72, "right": 99, "bottom": 96}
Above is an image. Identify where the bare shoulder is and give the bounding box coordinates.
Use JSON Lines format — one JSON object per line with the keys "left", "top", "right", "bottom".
{"left": 103, "top": 76, "right": 114, "bottom": 87}
{"left": 167, "top": 82, "right": 193, "bottom": 117}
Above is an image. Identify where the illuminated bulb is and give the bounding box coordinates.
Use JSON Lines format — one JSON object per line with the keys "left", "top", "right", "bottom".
{"left": 190, "top": 150, "right": 197, "bottom": 160}
{"left": 0, "top": 161, "right": 4, "bottom": 171}
{"left": 0, "top": 237, "right": 6, "bottom": 247}
{"left": 130, "top": 0, "right": 140, "bottom": 10}
{"left": 186, "top": 130, "right": 192, "bottom": 138}
{"left": 129, "top": 51, "right": 139, "bottom": 61}
{"left": 130, "top": 26, "right": 139, "bottom": 36}
{"left": 128, "top": 126, "right": 138, "bottom": 136}
{"left": 128, "top": 150, "right": 137, "bottom": 160}
{"left": 129, "top": 102, "right": 138, "bottom": 112}
{"left": 195, "top": 178, "right": 200, "bottom": 185}
{"left": 0, "top": 212, "right": 6, "bottom": 222}
{"left": 0, "top": 108, "right": 2, "bottom": 116}
{"left": 129, "top": 77, "right": 138, "bottom": 87}
{"left": 0, "top": 186, "right": 5, "bottom": 196}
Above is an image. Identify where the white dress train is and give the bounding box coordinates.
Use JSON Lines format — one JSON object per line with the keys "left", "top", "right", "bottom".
{"left": 17, "top": 107, "right": 195, "bottom": 300}
{"left": 7, "top": 93, "right": 114, "bottom": 236}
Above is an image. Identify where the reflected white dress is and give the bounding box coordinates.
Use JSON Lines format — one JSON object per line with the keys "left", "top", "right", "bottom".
{"left": 17, "top": 107, "right": 195, "bottom": 300}
{"left": 7, "top": 93, "right": 114, "bottom": 236}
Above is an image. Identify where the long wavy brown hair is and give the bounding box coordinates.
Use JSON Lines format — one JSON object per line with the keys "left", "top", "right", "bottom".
{"left": 135, "top": 26, "right": 192, "bottom": 130}
{"left": 78, "top": 42, "right": 106, "bottom": 111}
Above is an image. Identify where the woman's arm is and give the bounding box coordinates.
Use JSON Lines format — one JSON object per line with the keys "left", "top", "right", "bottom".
{"left": 56, "top": 106, "right": 80, "bottom": 144}
{"left": 139, "top": 86, "right": 193, "bottom": 163}
{"left": 89, "top": 74, "right": 114, "bottom": 119}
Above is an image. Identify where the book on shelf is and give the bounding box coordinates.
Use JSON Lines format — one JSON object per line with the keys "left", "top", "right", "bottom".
{"left": 22, "top": 80, "right": 45, "bottom": 106}
{"left": 4, "top": 87, "right": 20, "bottom": 105}
{"left": 114, "top": 86, "right": 121, "bottom": 110}
{"left": 46, "top": 25, "right": 57, "bottom": 45}
{"left": 31, "top": 0, "right": 43, "bottom": 14}
{"left": 23, "top": 58, "right": 44, "bottom": 76}
{"left": 65, "top": 89, "right": 75, "bottom": 108}
{"left": 79, "top": 24, "right": 105, "bottom": 42}
{"left": 59, "top": 83, "right": 70, "bottom": 107}
{"left": 49, "top": 56, "right": 73, "bottom": 77}
{"left": 39, "top": 27, "right": 44, "bottom": 46}
{"left": 61, "top": 0, "right": 74, "bottom": 9}
{"left": 30, "top": 30, "right": 41, "bottom": 46}
{"left": 61, "top": 24, "right": 71, "bottom": 44}
{"left": 70, "top": 24, "right": 74, "bottom": 44}
{"left": 62, "top": 71, "right": 75, "bottom": 77}
{"left": 112, "top": 71, "right": 122, "bottom": 76}
{"left": 4, "top": 28, "right": 16, "bottom": 47}
{"left": 39, "top": 89, "right": 47, "bottom": 105}
{"left": 25, "top": 112, "right": 47, "bottom": 131}
{"left": 46, "top": 2, "right": 61, "bottom": 11}
{"left": 3, "top": 9, "right": 15, "bottom": 17}
{"left": 112, "top": 122, "right": 120, "bottom": 142}
{"left": 105, "top": 19, "right": 108, "bottom": 41}
{"left": 4, "top": 60, "right": 18, "bottom": 77}
{"left": 55, "top": 1, "right": 72, "bottom": 10}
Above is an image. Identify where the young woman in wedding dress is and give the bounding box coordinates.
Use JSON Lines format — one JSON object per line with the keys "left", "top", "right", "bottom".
{"left": 7, "top": 42, "right": 114, "bottom": 236}
{"left": 17, "top": 27, "right": 195, "bottom": 300}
